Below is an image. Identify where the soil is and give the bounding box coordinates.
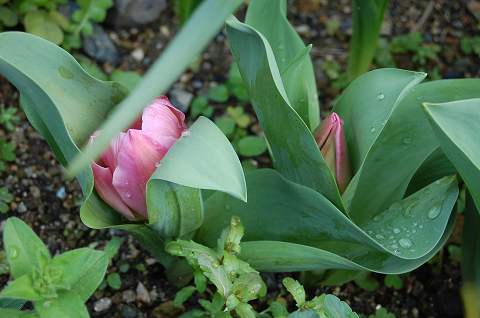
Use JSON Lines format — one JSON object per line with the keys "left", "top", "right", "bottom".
{"left": 0, "top": 0, "right": 476, "bottom": 317}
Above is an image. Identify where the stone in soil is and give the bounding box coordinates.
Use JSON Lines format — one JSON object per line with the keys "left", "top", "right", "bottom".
{"left": 106, "top": 0, "right": 168, "bottom": 29}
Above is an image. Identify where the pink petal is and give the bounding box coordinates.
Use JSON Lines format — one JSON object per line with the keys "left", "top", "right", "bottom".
{"left": 112, "top": 130, "right": 168, "bottom": 217}
{"left": 141, "top": 97, "right": 187, "bottom": 138}
{"left": 90, "top": 161, "right": 138, "bottom": 220}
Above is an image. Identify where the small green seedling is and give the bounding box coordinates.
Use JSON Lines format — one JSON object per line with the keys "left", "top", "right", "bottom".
{"left": 384, "top": 274, "right": 403, "bottom": 290}
{"left": 190, "top": 96, "right": 214, "bottom": 118}
{"left": 0, "top": 106, "right": 20, "bottom": 131}
{"left": 0, "top": 186, "right": 13, "bottom": 213}
{"left": 368, "top": 307, "right": 396, "bottom": 318}
{"left": 0, "top": 217, "right": 109, "bottom": 317}
{"left": 0, "top": 139, "right": 15, "bottom": 175}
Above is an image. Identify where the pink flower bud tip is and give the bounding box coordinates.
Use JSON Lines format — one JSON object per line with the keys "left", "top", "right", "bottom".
{"left": 312, "top": 112, "right": 352, "bottom": 194}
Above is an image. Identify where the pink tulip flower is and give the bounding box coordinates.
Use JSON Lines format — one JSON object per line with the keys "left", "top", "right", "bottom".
{"left": 89, "top": 96, "right": 187, "bottom": 220}
{"left": 312, "top": 112, "right": 352, "bottom": 194}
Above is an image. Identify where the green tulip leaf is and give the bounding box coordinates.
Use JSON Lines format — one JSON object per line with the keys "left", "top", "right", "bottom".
{"left": 347, "top": 0, "right": 389, "bottom": 82}
{"left": 151, "top": 116, "right": 246, "bottom": 201}
{"left": 423, "top": 98, "right": 480, "bottom": 212}
{"left": 226, "top": 17, "right": 344, "bottom": 212}
{"left": 34, "top": 289, "right": 89, "bottom": 318}
{"left": 50, "top": 248, "right": 108, "bottom": 302}
{"left": 3, "top": 218, "right": 51, "bottom": 279}
{"left": 245, "top": 0, "right": 318, "bottom": 130}
{"left": 0, "top": 31, "right": 128, "bottom": 199}
{"left": 197, "top": 169, "right": 458, "bottom": 273}
{"left": 343, "top": 78, "right": 480, "bottom": 225}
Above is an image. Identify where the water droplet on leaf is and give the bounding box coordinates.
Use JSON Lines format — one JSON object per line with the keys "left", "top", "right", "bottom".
{"left": 376, "top": 234, "right": 385, "bottom": 240}
{"left": 381, "top": 119, "right": 387, "bottom": 126}
{"left": 399, "top": 238, "right": 414, "bottom": 249}
{"left": 211, "top": 261, "right": 219, "bottom": 269}
{"left": 296, "top": 287, "right": 304, "bottom": 295}
{"left": 428, "top": 202, "right": 442, "bottom": 219}
{"left": 393, "top": 228, "right": 401, "bottom": 234}
{"left": 373, "top": 215, "right": 384, "bottom": 222}
{"left": 403, "top": 137, "right": 412, "bottom": 144}
{"left": 124, "top": 180, "right": 129, "bottom": 185}
{"left": 181, "top": 130, "right": 191, "bottom": 137}
{"left": 370, "top": 127, "right": 376, "bottom": 133}
{"left": 377, "top": 93, "right": 385, "bottom": 100}
{"left": 155, "top": 162, "right": 161, "bottom": 168}
{"left": 9, "top": 245, "right": 19, "bottom": 260}
{"left": 125, "top": 191, "right": 131, "bottom": 198}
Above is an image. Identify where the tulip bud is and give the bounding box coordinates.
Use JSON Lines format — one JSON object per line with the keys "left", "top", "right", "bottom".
{"left": 89, "top": 96, "right": 187, "bottom": 220}
{"left": 312, "top": 113, "right": 352, "bottom": 194}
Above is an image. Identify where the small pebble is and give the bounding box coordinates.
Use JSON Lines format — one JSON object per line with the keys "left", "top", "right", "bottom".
{"left": 131, "top": 48, "right": 145, "bottom": 62}
{"left": 17, "top": 202, "right": 27, "bottom": 213}
{"left": 122, "top": 290, "right": 136, "bottom": 303}
{"left": 121, "top": 305, "right": 137, "bottom": 318}
{"left": 93, "top": 297, "right": 112, "bottom": 312}
{"left": 136, "top": 282, "right": 150, "bottom": 303}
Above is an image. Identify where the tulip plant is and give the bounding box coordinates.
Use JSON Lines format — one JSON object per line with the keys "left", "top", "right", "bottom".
{"left": 0, "top": 0, "right": 480, "bottom": 313}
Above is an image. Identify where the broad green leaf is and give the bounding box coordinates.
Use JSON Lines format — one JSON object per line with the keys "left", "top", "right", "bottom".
{"left": 226, "top": 18, "right": 343, "bottom": 211}
{"left": 288, "top": 311, "right": 319, "bottom": 318}
{"left": 3, "top": 218, "right": 51, "bottom": 278}
{"left": 343, "top": 78, "right": 480, "bottom": 225}
{"left": 0, "top": 31, "right": 128, "bottom": 198}
{"left": 198, "top": 169, "right": 458, "bottom": 273}
{"left": 323, "top": 294, "right": 358, "bottom": 318}
{"left": 232, "top": 272, "right": 264, "bottom": 302}
{"left": 405, "top": 147, "right": 457, "bottom": 196}
{"left": 69, "top": 0, "right": 243, "bottom": 175}
{"left": 147, "top": 181, "right": 202, "bottom": 237}
{"left": 347, "top": 0, "right": 389, "bottom": 81}
{"left": 150, "top": 116, "right": 246, "bottom": 201}
{"left": 51, "top": 248, "right": 108, "bottom": 302}
{"left": 423, "top": 99, "right": 480, "bottom": 213}
{"left": 333, "top": 69, "right": 426, "bottom": 173}
{"left": 0, "top": 275, "right": 41, "bottom": 301}
{"left": 245, "top": 0, "right": 318, "bottom": 130}
{"left": 34, "top": 289, "right": 89, "bottom": 318}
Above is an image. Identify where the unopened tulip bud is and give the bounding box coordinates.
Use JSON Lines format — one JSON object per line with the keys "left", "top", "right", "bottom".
{"left": 312, "top": 113, "right": 352, "bottom": 194}
{"left": 89, "top": 96, "right": 187, "bottom": 220}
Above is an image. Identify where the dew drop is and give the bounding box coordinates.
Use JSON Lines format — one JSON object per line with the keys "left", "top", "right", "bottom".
{"left": 376, "top": 234, "right": 386, "bottom": 240}
{"left": 199, "top": 265, "right": 207, "bottom": 271}
{"left": 393, "top": 228, "right": 401, "bottom": 234}
{"left": 223, "top": 261, "right": 229, "bottom": 267}
{"left": 373, "top": 215, "right": 384, "bottom": 222}
{"left": 410, "top": 249, "right": 416, "bottom": 252}
{"left": 125, "top": 191, "right": 131, "bottom": 198}
{"left": 9, "top": 245, "right": 19, "bottom": 260}
{"left": 391, "top": 244, "right": 399, "bottom": 249}
{"left": 416, "top": 95, "right": 424, "bottom": 101}
{"left": 377, "top": 93, "right": 385, "bottom": 100}
{"left": 296, "top": 287, "right": 304, "bottom": 295}
{"left": 419, "top": 224, "right": 424, "bottom": 229}
{"left": 188, "top": 251, "right": 195, "bottom": 258}
{"left": 250, "top": 289, "right": 257, "bottom": 294}
{"left": 155, "top": 162, "right": 161, "bottom": 168}
{"left": 435, "top": 180, "right": 441, "bottom": 185}
{"left": 226, "top": 299, "right": 231, "bottom": 307}
{"left": 43, "top": 301, "right": 51, "bottom": 307}
{"left": 370, "top": 127, "right": 376, "bottom": 133}
{"left": 394, "top": 250, "right": 401, "bottom": 255}
{"left": 281, "top": 58, "right": 286, "bottom": 62}
{"left": 414, "top": 72, "right": 425, "bottom": 78}
{"left": 381, "top": 119, "right": 387, "bottom": 126}
{"left": 211, "top": 261, "right": 219, "bottom": 269}
{"left": 389, "top": 235, "right": 394, "bottom": 239}
{"left": 423, "top": 188, "right": 430, "bottom": 195}
{"left": 413, "top": 222, "right": 418, "bottom": 226}
{"left": 428, "top": 202, "right": 442, "bottom": 219}
{"left": 181, "top": 130, "right": 192, "bottom": 137}
{"left": 124, "top": 180, "right": 129, "bottom": 185}
{"left": 230, "top": 270, "right": 236, "bottom": 276}
{"left": 403, "top": 137, "right": 412, "bottom": 144}
{"left": 399, "top": 238, "right": 414, "bottom": 249}
{"left": 278, "top": 43, "right": 284, "bottom": 50}
{"left": 412, "top": 229, "right": 417, "bottom": 233}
